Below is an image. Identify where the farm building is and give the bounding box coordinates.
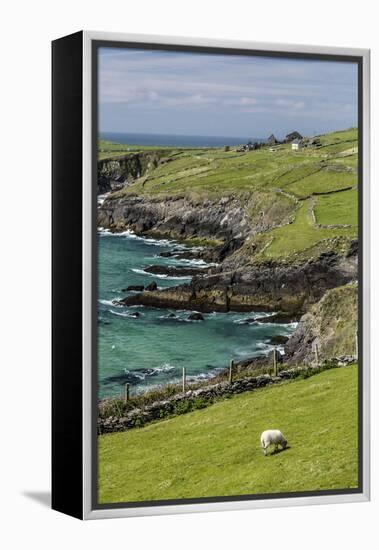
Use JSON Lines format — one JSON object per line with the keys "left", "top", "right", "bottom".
{"left": 285, "top": 131, "right": 303, "bottom": 143}
{"left": 267, "top": 134, "right": 278, "bottom": 145}
{"left": 291, "top": 139, "right": 302, "bottom": 151}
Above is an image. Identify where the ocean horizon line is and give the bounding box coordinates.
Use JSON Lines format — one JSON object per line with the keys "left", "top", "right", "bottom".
{"left": 99, "top": 131, "right": 266, "bottom": 148}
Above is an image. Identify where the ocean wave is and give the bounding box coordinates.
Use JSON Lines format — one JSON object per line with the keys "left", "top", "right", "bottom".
{"left": 256, "top": 342, "right": 285, "bottom": 355}
{"left": 168, "top": 258, "right": 217, "bottom": 268}
{"left": 157, "top": 313, "right": 203, "bottom": 323}
{"left": 109, "top": 309, "right": 143, "bottom": 318}
{"left": 233, "top": 312, "right": 277, "bottom": 325}
{"left": 131, "top": 268, "right": 192, "bottom": 280}
{"left": 125, "top": 363, "right": 176, "bottom": 382}
{"left": 154, "top": 363, "right": 176, "bottom": 374}
{"left": 255, "top": 321, "right": 298, "bottom": 329}
{"left": 98, "top": 298, "right": 122, "bottom": 307}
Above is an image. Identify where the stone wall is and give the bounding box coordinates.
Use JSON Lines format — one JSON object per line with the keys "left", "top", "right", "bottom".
{"left": 98, "top": 357, "right": 355, "bottom": 434}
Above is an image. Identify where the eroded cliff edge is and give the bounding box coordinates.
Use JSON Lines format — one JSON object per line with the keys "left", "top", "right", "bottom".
{"left": 97, "top": 129, "right": 359, "bottom": 362}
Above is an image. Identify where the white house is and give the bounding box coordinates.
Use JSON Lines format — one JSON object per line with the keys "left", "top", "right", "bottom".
{"left": 291, "top": 139, "right": 302, "bottom": 151}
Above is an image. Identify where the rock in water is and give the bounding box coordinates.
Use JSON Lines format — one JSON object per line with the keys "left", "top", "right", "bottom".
{"left": 143, "top": 265, "right": 204, "bottom": 277}
{"left": 255, "top": 312, "right": 299, "bottom": 324}
{"left": 269, "top": 335, "right": 289, "bottom": 345}
{"left": 129, "top": 311, "right": 140, "bottom": 318}
{"left": 187, "top": 312, "right": 204, "bottom": 321}
{"left": 145, "top": 281, "right": 158, "bottom": 291}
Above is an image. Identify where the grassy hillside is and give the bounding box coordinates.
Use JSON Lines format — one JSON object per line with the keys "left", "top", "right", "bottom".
{"left": 105, "top": 128, "right": 358, "bottom": 263}
{"left": 99, "top": 139, "right": 179, "bottom": 160}
{"left": 114, "top": 128, "right": 357, "bottom": 199}
{"left": 98, "top": 364, "right": 358, "bottom": 504}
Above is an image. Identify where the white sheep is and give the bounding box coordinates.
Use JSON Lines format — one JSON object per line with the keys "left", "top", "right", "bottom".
{"left": 260, "top": 429, "right": 287, "bottom": 456}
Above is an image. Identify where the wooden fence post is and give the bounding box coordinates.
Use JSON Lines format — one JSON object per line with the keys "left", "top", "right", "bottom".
{"left": 314, "top": 344, "right": 319, "bottom": 367}
{"left": 124, "top": 383, "right": 130, "bottom": 403}
{"left": 229, "top": 360, "right": 234, "bottom": 384}
{"left": 182, "top": 367, "right": 186, "bottom": 392}
{"left": 273, "top": 348, "right": 278, "bottom": 377}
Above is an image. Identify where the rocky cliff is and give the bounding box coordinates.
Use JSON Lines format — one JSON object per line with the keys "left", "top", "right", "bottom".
{"left": 98, "top": 194, "right": 252, "bottom": 242}
{"left": 284, "top": 282, "right": 358, "bottom": 364}
{"left": 119, "top": 249, "right": 357, "bottom": 314}
{"left": 99, "top": 187, "right": 357, "bottom": 317}
{"left": 98, "top": 151, "right": 168, "bottom": 194}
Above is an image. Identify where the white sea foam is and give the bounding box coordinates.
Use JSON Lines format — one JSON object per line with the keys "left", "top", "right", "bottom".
{"left": 97, "top": 228, "right": 138, "bottom": 238}
{"left": 131, "top": 268, "right": 192, "bottom": 280}
{"left": 255, "top": 320, "right": 298, "bottom": 329}
{"left": 98, "top": 298, "right": 122, "bottom": 307}
{"left": 169, "top": 258, "right": 217, "bottom": 268}
{"left": 154, "top": 363, "right": 176, "bottom": 374}
{"left": 97, "top": 194, "right": 109, "bottom": 206}
{"left": 109, "top": 309, "right": 143, "bottom": 318}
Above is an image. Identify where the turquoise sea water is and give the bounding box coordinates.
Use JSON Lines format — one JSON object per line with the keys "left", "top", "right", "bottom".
{"left": 97, "top": 230, "right": 296, "bottom": 398}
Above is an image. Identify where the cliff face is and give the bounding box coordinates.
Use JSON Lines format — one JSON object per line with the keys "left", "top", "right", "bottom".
{"left": 98, "top": 194, "right": 251, "bottom": 242}
{"left": 98, "top": 151, "right": 168, "bottom": 194}
{"left": 99, "top": 188, "right": 358, "bottom": 316}
{"left": 284, "top": 282, "right": 358, "bottom": 364}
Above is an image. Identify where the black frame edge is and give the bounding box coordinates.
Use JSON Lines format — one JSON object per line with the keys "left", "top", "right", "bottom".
{"left": 52, "top": 30, "right": 84, "bottom": 520}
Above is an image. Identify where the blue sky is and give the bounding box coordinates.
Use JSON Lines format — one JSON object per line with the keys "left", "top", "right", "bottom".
{"left": 98, "top": 47, "right": 358, "bottom": 139}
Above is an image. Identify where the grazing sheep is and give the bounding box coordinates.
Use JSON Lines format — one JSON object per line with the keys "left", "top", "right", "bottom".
{"left": 260, "top": 429, "right": 287, "bottom": 456}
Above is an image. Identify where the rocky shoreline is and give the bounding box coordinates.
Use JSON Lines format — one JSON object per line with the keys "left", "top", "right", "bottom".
{"left": 117, "top": 252, "right": 355, "bottom": 314}
{"left": 98, "top": 187, "right": 358, "bottom": 383}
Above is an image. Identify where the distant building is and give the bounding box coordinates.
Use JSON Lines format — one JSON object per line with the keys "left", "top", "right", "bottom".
{"left": 267, "top": 134, "right": 278, "bottom": 145}
{"left": 291, "top": 139, "right": 302, "bottom": 151}
{"left": 236, "top": 141, "right": 260, "bottom": 152}
{"left": 285, "top": 131, "right": 303, "bottom": 143}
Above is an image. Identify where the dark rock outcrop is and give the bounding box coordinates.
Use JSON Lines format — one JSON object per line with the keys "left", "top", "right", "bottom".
{"left": 187, "top": 312, "right": 204, "bottom": 321}
{"left": 97, "top": 151, "right": 168, "bottom": 194}
{"left": 118, "top": 250, "right": 357, "bottom": 314}
{"left": 145, "top": 281, "right": 157, "bottom": 291}
{"left": 143, "top": 265, "right": 206, "bottom": 277}
{"left": 254, "top": 312, "right": 299, "bottom": 324}
{"left": 268, "top": 335, "right": 289, "bottom": 345}
{"left": 98, "top": 194, "right": 251, "bottom": 242}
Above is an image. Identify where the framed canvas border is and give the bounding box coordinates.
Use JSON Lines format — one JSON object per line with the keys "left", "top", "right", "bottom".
{"left": 81, "top": 31, "right": 370, "bottom": 520}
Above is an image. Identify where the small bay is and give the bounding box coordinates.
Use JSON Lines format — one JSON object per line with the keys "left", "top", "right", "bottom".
{"left": 98, "top": 230, "right": 296, "bottom": 398}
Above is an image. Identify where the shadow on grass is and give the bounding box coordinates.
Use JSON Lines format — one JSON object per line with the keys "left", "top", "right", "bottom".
{"left": 264, "top": 446, "right": 291, "bottom": 456}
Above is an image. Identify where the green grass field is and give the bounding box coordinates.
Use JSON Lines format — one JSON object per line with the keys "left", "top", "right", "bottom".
{"left": 98, "top": 364, "right": 358, "bottom": 504}
{"left": 104, "top": 128, "right": 358, "bottom": 263}
{"left": 112, "top": 128, "right": 357, "bottom": 199}
{"left": 98, "top": 139, "right": 177, "bottom": 160}
{"left": 257, "top": 199, "right": 356, "bottom": 260}
{"left": 314, "top": 188, "right": 358, "bottom": 226}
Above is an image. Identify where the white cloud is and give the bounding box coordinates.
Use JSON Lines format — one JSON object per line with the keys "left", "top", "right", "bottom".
{"left": 275, "top": 99, "right": 305, "bottom": 110}
{"left": 98, "top": 47, "right": 358, "bottom": 135}
{"left": 224, "top": 97, "right": 257, "bottom": 106}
